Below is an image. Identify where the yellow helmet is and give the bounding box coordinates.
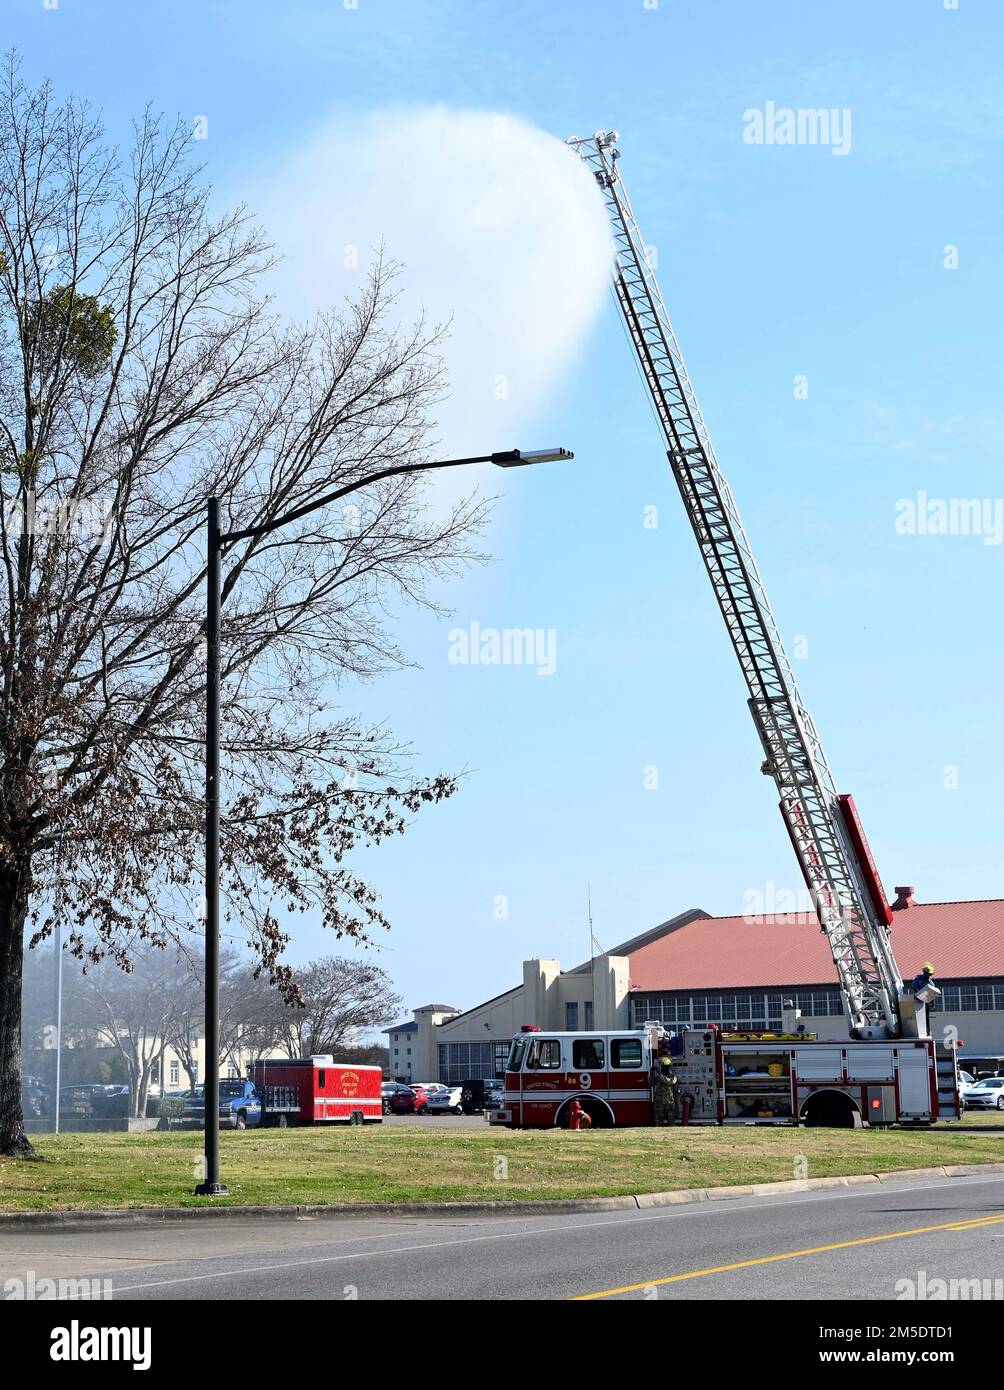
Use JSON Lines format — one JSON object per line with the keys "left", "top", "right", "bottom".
{"left": 922, "top": 962, "right": 934, "bottom": 975}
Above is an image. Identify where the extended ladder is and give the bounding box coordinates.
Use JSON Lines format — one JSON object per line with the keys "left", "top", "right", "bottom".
{"left": 569, "top": 130, "right": 904, "bottom": 1037}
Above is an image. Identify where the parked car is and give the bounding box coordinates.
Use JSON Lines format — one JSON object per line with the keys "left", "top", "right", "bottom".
{"left": 963, "top": 1077, "right": 1004, "bottom": 1110}
{"left": 959, "top": 1070, "right": 975, "bottom": 1088}
{"left": 427, "top": 1085, "right": 464, "bottom": 1115}
{"left": 59, "top": 1084, "right": 100, "bottom": 1117}
{"left": 389, "top": 1085, "right": 432, "bottom": 1115}
{"left": 20, "top": 1076, "right": 51, "bottom": 1119}
{"left": 96, "top": 1084, "right": 130, "bottom": 1118}
{"left": 381, "top": 1082, "right": 413, "bottom": 1116}
{"left": 458, "top": 1079, "right": 500, "bottom": 1114}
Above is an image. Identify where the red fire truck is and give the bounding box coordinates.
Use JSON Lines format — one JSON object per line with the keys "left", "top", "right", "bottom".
{"left": 489, "top": 1023, "right": 959, "bottom": 1129}
{"left": 249, "top": 1056, "right": 382, "bottom": 1126}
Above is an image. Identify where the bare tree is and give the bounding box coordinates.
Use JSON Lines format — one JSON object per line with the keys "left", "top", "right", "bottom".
{"left": 0, "top": 58, "right": 487, "bottom": 1156}
{"left": 83, "top": 946, "right": 196, "bottom": 1117}
{"left": 269, "top": 956, "right": 402, "bottom": 1059}
{"left": 219, "top": 963, "right": 290, "bottom": 1074}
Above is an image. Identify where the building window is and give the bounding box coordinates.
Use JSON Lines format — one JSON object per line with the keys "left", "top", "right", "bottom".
{"left": 584, "top": 1001, "right": 594, "bottom": 1030}
{"left": 935, "top": 982, "right": 1004, "bottom": 1013}
{"left": 438, "top": 1042, "right": 499, "bottom": 1083}
{"left": 631, "top": 991, "right": 786, "bottom": 1031}
{"left": 565, "top": 1002, "right": 579, "bottom": 1031}
{"left": 227, "top": 1063, "right": 239, "bottom": 1079}
{"left": 169, "top": 1061, "right": 179, "bottom": 1088}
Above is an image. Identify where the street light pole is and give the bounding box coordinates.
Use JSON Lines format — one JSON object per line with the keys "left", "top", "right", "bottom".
{"left": 195, "top": 496, "right": 227, "bottom": 1196}
{"left": 195, "top": 448, "right": 572, "bottom": 1197}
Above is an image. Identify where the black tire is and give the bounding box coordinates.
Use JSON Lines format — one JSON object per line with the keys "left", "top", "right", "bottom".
{"left": 349, "top": 1110, "right": 364, "bottom": 1126}
{"left": 418, "top": 1103, "right": 428, "bottom": 1115}
{"left": 453, "top": 1105, "right": 464, "bottom": 1115}
{"left": 234, "top": 1111, "right": 247, "bottom": 1131}
{"left": 382, "top": 1099, "right": 391, "bottom": 1116}
{"left": 801, "top": 1093, "right": 857, "bottom": 1128}
{"left": 996, "top": 1096, "right": 1004, "bottom": 1111}
{"left": 276, "top": 1113, "right": 288, "bottom": 1129}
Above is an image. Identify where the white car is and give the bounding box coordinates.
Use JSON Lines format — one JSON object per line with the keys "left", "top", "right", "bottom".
{"left": 426, "top": 1085, "right": 464, "bottom": 1115}
{"left": 963, "top": 1077, "right": 1004, "bottom": 1110}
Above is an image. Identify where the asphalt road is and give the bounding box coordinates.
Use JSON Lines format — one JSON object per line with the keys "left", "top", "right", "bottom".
{"left": 2, "top": 1171, "right": 1003, "bottom": 1301}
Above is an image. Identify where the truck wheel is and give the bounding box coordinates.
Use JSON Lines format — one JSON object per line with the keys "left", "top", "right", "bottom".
{"left": 452, "top": 1105, "right": 464, "bottom": 1115}
{"left": 349, "top": 1111, "right": 364, "bottom": 1126}
{"left": 276, "top": 1114, "right": 288, "bottom": 1129}
{"left": 234, "top": 1111, "right": 247, "bottom": 1130}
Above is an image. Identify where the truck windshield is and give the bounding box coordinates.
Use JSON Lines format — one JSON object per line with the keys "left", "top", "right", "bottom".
{"left": 219, "top": 1083, "right": 246, "bottom": 1097}
{"left": 506, "top": 1039, "right": 527, "bottom": 1071}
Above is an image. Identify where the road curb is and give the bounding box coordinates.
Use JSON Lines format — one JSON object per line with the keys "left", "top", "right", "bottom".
{"left": 3, "top": 1160, "right": 1003, "bottom": 1231}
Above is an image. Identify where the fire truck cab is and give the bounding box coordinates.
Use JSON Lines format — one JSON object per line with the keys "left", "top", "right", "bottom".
{"left": 491, "top": 1026, "right": 656, "bottom": 1129}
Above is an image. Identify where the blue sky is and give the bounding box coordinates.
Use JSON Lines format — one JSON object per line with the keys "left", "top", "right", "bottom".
{"left": 11, "top": 0, "right": 1004, "bottom": 1022}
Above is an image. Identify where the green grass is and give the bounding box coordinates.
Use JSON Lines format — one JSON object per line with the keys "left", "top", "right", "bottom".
{"left": 0, "top": 1124, "right": 1001, "bottom": 1212}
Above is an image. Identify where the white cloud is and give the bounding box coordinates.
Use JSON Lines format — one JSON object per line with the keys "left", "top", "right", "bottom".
{"left": 251, "top": 107, "right": 613, "bottom": 453}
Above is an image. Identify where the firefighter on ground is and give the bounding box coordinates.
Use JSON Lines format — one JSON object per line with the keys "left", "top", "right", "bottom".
{"left": 649, "top": 1057, "right": 678, "bottom": 1126}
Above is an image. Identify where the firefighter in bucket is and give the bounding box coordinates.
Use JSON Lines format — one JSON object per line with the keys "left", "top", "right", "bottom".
{"left": 649, "top": 1057, "right": 678, "bottom": 1125}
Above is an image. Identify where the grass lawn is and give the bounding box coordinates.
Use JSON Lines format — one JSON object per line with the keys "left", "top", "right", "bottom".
{"left": 1, "top": 1124, "right": 1002, "bottom": 1212}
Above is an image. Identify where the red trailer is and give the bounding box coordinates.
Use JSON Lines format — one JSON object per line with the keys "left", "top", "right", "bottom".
{"left": 250, "top": 1056, "right": 382, "bottom": 1126}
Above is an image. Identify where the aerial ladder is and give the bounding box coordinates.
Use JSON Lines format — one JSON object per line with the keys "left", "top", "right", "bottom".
{"left": 569, "top": 130, "right": 917, "bottom": 1041}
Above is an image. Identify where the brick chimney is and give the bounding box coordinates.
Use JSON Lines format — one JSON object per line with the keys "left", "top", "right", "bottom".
{"left": 891, "top": 885, "right": 916, "bottom": 912}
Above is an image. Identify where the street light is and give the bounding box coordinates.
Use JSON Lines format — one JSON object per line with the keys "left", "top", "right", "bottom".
{"left": 195, "top": 445, "right": 573, "bottom": 1195}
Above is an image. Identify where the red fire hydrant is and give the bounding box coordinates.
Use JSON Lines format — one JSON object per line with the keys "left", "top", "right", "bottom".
{"left": 568, "top": 1099, "right": 583, "bottom": 1131}
{"left": 681, "top": 1093, "right": 693, "bottom": 1127}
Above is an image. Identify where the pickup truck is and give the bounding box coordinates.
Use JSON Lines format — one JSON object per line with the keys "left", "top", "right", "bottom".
{"left": 183, "top": 1080, "right": 262, "bottom": 1130}
{"left": 182, "top": 1079, "right": 303, "bottom": 1129}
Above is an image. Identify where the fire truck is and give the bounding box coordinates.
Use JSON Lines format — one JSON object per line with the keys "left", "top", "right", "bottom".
{"left": 508, "top": 128, "right": 961, "bottom": 1126}
{"left": 490, "top": 1020, "right": 957, "bottom": 1129}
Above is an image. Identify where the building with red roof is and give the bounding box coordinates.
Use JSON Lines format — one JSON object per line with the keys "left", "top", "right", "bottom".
{"left": 389, "top": 896, "right": 1004, "bottom": 1084}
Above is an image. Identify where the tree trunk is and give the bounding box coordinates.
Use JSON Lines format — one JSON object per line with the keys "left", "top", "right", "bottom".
{"left": 0, "top": 866, "right": 38, "bottom": 1158}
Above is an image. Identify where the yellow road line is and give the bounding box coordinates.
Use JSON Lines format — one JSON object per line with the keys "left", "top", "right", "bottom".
{"left": 572, "top": 1212, "right": 1004, "bottom": 1300}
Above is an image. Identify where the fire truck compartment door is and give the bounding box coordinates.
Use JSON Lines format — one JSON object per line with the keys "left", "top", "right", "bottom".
{"left": 845, "top": 1048, "right": 894, "bottom": 1081}
{"left": 793, "top": 1046, "right": 843, "bottom": 1080}
{"left": 897, "top": 1049, "right": 932, "bottom": 1113}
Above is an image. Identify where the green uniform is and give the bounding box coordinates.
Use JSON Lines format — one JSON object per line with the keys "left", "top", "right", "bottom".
{"left": 650, "top": 1064, "right": 677, "bottom": 1126}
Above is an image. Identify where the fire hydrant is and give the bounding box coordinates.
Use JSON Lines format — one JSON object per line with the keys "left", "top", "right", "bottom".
{"left": 568, "top": 1099, "right": 583, "bottom": 1131}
